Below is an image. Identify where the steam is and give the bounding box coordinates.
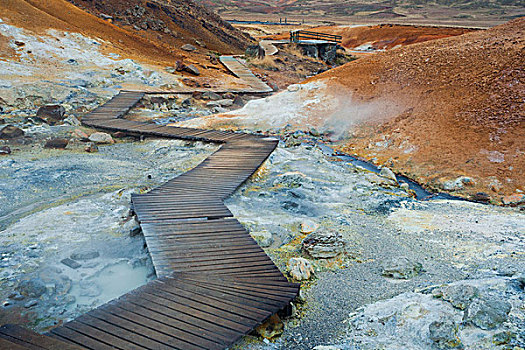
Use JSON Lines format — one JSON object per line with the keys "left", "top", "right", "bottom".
{"left": 320, "top": 87, "right": 405, "bottom": 140}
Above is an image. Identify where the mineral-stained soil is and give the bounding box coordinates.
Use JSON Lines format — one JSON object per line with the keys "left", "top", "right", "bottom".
{"left": 183, "top": 18, "right": 525, "bottom": 204}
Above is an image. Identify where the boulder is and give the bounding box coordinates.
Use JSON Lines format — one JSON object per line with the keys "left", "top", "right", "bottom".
{"left": 255, "top": 314, "right": 283, "bottom": 339}
{"left": 181, "top": 44, "right": 197, "bottom": 51}
{"left": 36, "top": 104, "right": 66, "bottom": 125}
{"left": 287, "top": 258, "right": 314, "bottom": 281}
{"left": 89, "top": 132, "right": 114, "bottom": 144}
{"left": 184, "top": 64, "right": 200, "bottom": 76}
{"left": 464, "top": 297, "right": 511, "bottom": 330}
{"left": 0, "top": 125, "right": 24, "bottom": 139}
{"left": 470, "top": 192, "right": 491, "bottom": 203}
{"left": 44, "top": 138, "right": 69, "bottom": 149}
{"left": 382, "top": 256, "right": 423, "bottom": 279}
{"left": 61, "top": 258, "right": 81, "bottom": 269}
{"left": 428, "top": 319, "right": 462, "bottom": 349}
{"left": 0, "top": 146, "right": 11, "bottom": 155}
{"left": 302, "top": 230, "right": 345, "bottom": 259}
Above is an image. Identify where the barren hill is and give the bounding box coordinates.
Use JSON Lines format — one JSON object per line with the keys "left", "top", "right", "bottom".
{"left": 183, "top": 18, "right": 525, "bottom": 203}
{"left": 66, "top": 0, "right": 253, "bottom": 53}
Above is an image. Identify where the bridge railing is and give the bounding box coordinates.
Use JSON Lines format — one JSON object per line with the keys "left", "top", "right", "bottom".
{"left": 290, "top": 30, "right": 342, "bottom": 44}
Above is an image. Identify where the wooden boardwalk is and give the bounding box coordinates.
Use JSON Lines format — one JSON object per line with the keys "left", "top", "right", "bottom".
{"left": 0, "top": 91, "right": 299, "bottom": 349}
{"left": 220, "top": 56, "right": 273, "bottom": 93}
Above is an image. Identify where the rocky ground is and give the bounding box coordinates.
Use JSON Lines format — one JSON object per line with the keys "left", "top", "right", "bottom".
{"left": 223, "top": 143, "right": 524, "bottom": 350}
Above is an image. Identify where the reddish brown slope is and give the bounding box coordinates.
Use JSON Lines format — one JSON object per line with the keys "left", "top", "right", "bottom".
{"left": 315, "top": 18, "right": 524, "bottom": 202}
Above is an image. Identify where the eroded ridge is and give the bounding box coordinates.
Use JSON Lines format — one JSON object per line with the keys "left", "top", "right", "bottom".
{"left": 0, "top": 91, "right": 299, "bottom": 350}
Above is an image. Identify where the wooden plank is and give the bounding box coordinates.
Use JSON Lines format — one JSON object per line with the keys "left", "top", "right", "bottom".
{"left": 0, "top": 324, "right": 83, "bottom": 350}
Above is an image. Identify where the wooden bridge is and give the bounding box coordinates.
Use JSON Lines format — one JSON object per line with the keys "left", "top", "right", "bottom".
{"left": 0, "top": 90, "right": 299, "bottom": 348}
{"left": 290, "top": 30, "right": 342, "bottom": 44}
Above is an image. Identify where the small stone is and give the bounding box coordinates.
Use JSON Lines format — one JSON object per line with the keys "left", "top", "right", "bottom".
{"left": 251, "top": 230, "right": 274, "bottom": 248}
{"left": 73, "top": 129, "right": 89, "bottom": 140}
{"left": 64, "top": 115, "right": 81, "bottom": 126}
{"left": 232, "top": 95, "right": 245, "bottom": 107}
{"left": 112, "top": 131, "right": 128, "bottom": 139}
{"left": 471, "top": 192, "right": 490, "bottom": 203}
{"left": 84, "top": 142, "right": 98, "bottom": 153}
{"left": 8, "top": 292, "right": 24, "bottom": 301}
{"left": 255, "top": 314, "right": 283, "bottom": 339}
{"left": 89, "top": 132, "right": 114, "bottom": 144}
{"left": 61, "top": 258, "right": 81, "bottom": 269}
{"left": 181, "top": 44, "right": 197, "bottom": 51}
{"left": 492, "top": 331, "right": 514, "bottom": 345}
{"left": 309, "top": 128, "right": 321, "bottom": 137}
{"left": 428, "top": 319, "right": 462, "bottom": 349}
{"left": 464, "top": 297, "right": 511, "bottom": 330}
{"left": 206, "top": 99, "right": 233, "bottom": 107}
{"left": 71, "top": 251, "right": 100, "bottom": 260}
{"left": 442, "top": 284, "right": 478, "bottom": 310}
{"left": 36, "top": 105, "right": 66, "bottom": 125}
{"left": 502, "top": 193, "right": 525, "bottom": 206}
{"left": 382, "top": 256, "right": 423, "bottom": 279}
{"left": 24, "top": 300, "right": 37, "bottom": 308}
{"left": 201, "top": 91, "right": 222, "bottom": 101}
{"left": 184, "top": 64, "right": 200, "bottom": 76}
{"left": 44, "top": 138, "right": 69, "bottom": 149}
{"left": 0, "top": 125, "right": 24, "bottom": 139}
{"left": 300, "top": 220, "right": 318, "bottom": 234}
{"left": 0, "top": 146, "right": 11, "bottom": 155}
{"left": 130, "top": 224, "right": 142, "bottom": 237}
{"left": 16, "top": 279, "right": 47, "bottom": 298}
{"left": 400, "top": 182, "right": 410, "bottom": 191}
{"left": 181, "top": 98, "right": 192, "bottom": 107}
{"left": 287, "top": 258, "right": 314, "bottom": 281}
{"left": 287, "top": 84, "right": 301, "bottom": 92}
{"left": 302, "top": 230, "right": 345, "bottom": 259}
{"left": 379, "top": 166, "right": 397, "bottom": 182}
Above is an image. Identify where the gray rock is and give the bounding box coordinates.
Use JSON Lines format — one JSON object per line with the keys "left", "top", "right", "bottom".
{"left": 464, "top": 297, "right": 511, "bottom": 330}
{"left": 382, "top": 256, "right": 423, "bottom": 279}
{"left": 0, "top": 125, "right": 24, "bottom": 139}
{"left": 302, "top": 230, "right": 345, "bottom": 259}
{"left": 201, "top": 91, "right": 222, "bottom": 101}
{"left": 64, "top": 115, "right": 81, "bottom": 126}
{"left": 16, "top": 279, "right": 47, "bottom": 298}
{"left": 442, "top": 284, "right": 479, "bottom": 310}
{"left": 71, "top": 250, "right": 100, "bottom": 260}
{"left": 89, "top": 132, "right": 114, "bottom": 144}
{"left": 84, "top": 142, "right": 99, "bottom": 153}
{"left": 252, "top": 230, "right": 274, "bottom": 248}
{"left": 36, "top": 105, "right": 66, "bottom": 125}
{"left": 184, "top": 64, "right": 200, "bottom": 76}
{"left": 44, "top": 138, "right": 69, "bottom": 149}
{"left": 287, "top": 258, "right": 314, "bottom": 281}
{"left": 206, "top": 99, "right": 233, "bottom": 107}
{"left": 181, "top": 98, "right": 192, "bottom": 107}
{"left": 379, "top": 166, "right": 397, "bottom": 182}
{"left": 273, "top": 172, "right": 310, "bottom": 188}
{"left": 232, "top": 95, "right": 245, "bottom": 107}
{"left": 181, "top": 44, "right": 197, "bottom": 52}
{"left": 0, "top": 146, "right": 11, "bottom": 155}
{"left": 61, "top": 258, "right": 81, "bottom": 269}
{"left": 24, "top": 300, "right": 38, "bottom": 308}
{"left": 428, "top": 319, "right": 462, "bottom": 349}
